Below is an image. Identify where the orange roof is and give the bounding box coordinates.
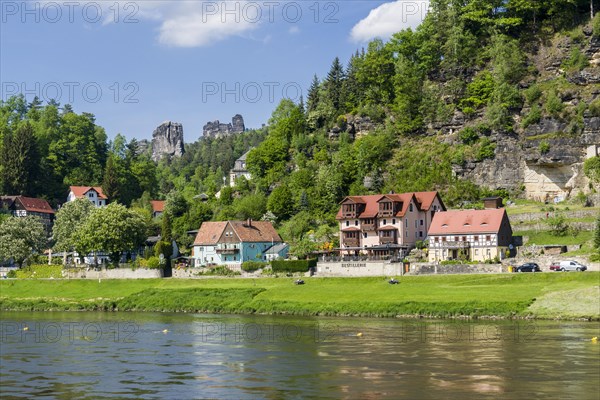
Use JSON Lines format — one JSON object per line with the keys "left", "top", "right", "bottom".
{"left": 428, "top": 209, "right": 510, "bottom": 235}
{"left": 69, "top": 186, "right": 108, "bottom": 200}
{"left": 337, "top": 191, "right": 442, "bottom": 220}
{"left": 150, "top": 200, "right": 165, "bottom": 213}
{"left": 194, "top": 220, "right": 282, "bottom": 245}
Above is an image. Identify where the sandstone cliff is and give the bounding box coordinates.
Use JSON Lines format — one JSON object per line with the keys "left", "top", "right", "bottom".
{"left": 151, "top": 121, "right": 185, "bottom": 162}
{"left": 203, "top": 114, "right": 245, "bottom": 138}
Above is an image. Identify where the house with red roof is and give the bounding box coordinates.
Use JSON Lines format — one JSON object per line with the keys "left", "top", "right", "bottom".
{"left": 191, "top": 219, "right": 285, "bottom": 267}
{"left": 427, "top": 203, "right": 513, "bottom": 262}
{"left": 150, "top": 200, "right": 165, "bottom": 218}
{"left": 67, "top": 186, "right": 108, "bottom": 207}
{"left": 336, "top": 191, "right": 445, "bottom": 258}
{"left": 0, "top": 196, "right": 55, "bottom": 234}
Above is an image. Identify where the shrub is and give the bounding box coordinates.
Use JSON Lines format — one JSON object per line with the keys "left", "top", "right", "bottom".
{"left": 593, "top": 12, "right": 600, "bottom": 38}
{"left": 6, "top": 270, "right": 16, "bottom": 278}
{"left": 146, "top": 256, "right": 161, "bottom": 269}
{"left": 522, "top": 105, "right": 542, "bottom": 128}
{"left": 547, "top": 214, "right": 569, "bottom": 236}
{"left": 271, "top": 259, "right": 317, "bottom": 273}
{"left": 241, "top": 261, "right": 267, "bottom": 272}
{"left": 539, "top": 140, "right": 550, "bottom": 154}
{"left": 544, "top": 90, "right": 564, "bottom": 117}
{"left": 458, "top": 127, "right": 479, "bottom": 144}
{"left": 584, "top": 156, "right": 600, "bottom": 183}
{"left": 589, "top": 98, "right": 600, "bottom": 117}
{"left": 562, "top": 48, "right": 589, "bottom": 72}
{"left": 523, "top": 84, "right": 542, "bottom": 105}
{"left": 475, "top": 138, "right": 496, "bottom": 161}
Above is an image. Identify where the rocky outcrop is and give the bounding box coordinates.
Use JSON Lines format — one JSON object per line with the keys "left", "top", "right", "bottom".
{"left": 328, "top": 115, "right": 378, "bottom": 140}
{"left": 203, "top": 114, "right": 245, "bottom": 138}
{"left": 151, "top": 121, "right": 184, "bottom": 162}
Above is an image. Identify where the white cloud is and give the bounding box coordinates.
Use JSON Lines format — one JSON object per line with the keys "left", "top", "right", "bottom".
{"left": 288, "top": 26, "right": 300, "bottom": 35}
{"left": 350, "top": 1, "right": 430, "bottom": 43}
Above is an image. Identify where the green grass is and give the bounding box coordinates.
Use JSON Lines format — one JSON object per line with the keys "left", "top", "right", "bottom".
{"left": 505, "top": 199, "right": 599, "bottom": 216}
{"left": 517, "top": 229, "right": 593, "bottom": 246}
{"left": 1, "top": 273, "right": 599, "bottom": 319}
{"left": 14, "top": 265, "right": 63, "bottom": 279}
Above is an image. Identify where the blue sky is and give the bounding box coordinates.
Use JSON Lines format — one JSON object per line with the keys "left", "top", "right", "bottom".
{"left": 1, "top": 1, "right": 429, "bottom": 142}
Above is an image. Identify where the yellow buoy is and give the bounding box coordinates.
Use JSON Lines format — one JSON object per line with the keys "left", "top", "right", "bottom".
{"left": 592, "top": 337, "right": 597, "bottom": 343}
{"left": 23, "top": 326, "right": 29, "bottom": 331}
{"left": 356, "top": 332, "right": 363, "bottom": 337}
{"left": 162, "top": 329, "right": 169, "bottom": 334}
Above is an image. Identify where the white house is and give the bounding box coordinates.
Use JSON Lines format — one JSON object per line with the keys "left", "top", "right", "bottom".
{"left": 229, "top": 150, "right": 252, "bottom": 187}
{"left": 67, "top": 186, "right": 108, "bottom": 207}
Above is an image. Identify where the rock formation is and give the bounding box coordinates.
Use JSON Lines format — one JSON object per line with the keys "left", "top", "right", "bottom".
{"left": 203, "top": 114, "right": 245, "bottom": 138}
{"left": 151, "top": 121, "right": 185, "bottom": 162}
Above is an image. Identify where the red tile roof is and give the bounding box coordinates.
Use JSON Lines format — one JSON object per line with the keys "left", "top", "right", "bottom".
{"left": 337, "top": 191, "right": 442, "bottom": 220}
{"left": 341, "top": 226, "right": 361, "bottom": 232}
{"left": 428, "top": 208, "right": 509, "bottom": 235}
{"left": 194, "top": 220, "right": 282, "bottom": 245}
{"left": 150, "top": 200, "right": 165, "bottom": 213}
{"left": 69, "top": 186, "right": 108, "bottom": 200}
{"left": 0, "top": 196, "right": 54, "bottom": 214}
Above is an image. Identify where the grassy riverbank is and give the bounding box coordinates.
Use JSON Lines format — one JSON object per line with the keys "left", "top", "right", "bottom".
{"left": 1, "top": 273, "right": 598, "bottom": 319}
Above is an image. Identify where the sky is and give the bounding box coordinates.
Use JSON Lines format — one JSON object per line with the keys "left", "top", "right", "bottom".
{"left": 0, "top": 0, "right": 430, "bottom": 142}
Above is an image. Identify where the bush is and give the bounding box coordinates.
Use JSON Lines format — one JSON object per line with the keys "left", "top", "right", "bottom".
{"left": 475, "top": 138, "right": 496, "bottom": 161}
{"left": 593, "top": 12, "right": 600, "bottom": 38}
{"left": 7, "top": 270, "right": 16, "bottom": 278}
{"left": 199, "top": 266, "right": 241, "bottom": 276}
{"left": 522, "top": 105, "right": 542, "bottom": 128}
{"left": 523, "top": 84, "right": 542, "bottom": 105}
{"left": 146, "top": 256, "right": 161, "bottom": 269}
{"left": 544, "top": 90, "right": 564, "bottom": 117}
{"left": 271, "top": 259, "right": 316, "bottom": 273}
{"left": 562, "top": 48, "right": 588, "bottom": 72}
{"left": 458, "top": 127, "right": 479, "bottom": 144}
{"left": 241, "top": 261, "right": 267, "bottom": 272}
{"left": 539, "top": 140, "right": 550, "bottom": 154}
{"left": 589, "top": 98, "right": 600, "bottom": 117}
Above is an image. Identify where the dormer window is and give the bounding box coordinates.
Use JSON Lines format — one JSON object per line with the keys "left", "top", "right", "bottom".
{"left": 409, "top": 204, "right": 414, "bottom": 212}
{"left": 442, "top": 223, "right": 448, "bottom": 227}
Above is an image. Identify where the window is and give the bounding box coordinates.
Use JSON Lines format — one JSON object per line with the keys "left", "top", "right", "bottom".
{"left": 409, "top": 204, "right": 413, "bottom": 212}
{"left": 419, "top": 231, "right": 423, "bottom": 237}
{"left": 474, "top": 236, "right": 479, "bottom": 242}
{"left": 475, "top": 249, "right": 479, "bottom": 255}
{"left": 486, "top": 235, "right": 491, "bottom": 241}
{"left": 355, "top": 220, "right": 358, "bottom": 226}
{"left": 363, "top": 232, "right": 367, "bottom": 238}
{"left": 88, "top": 193, "right": 93, "bottom": 198}
{"left": 346, "top": 221, "right": 349, "bottom": 226}
{"left": 442, "top": 237, "right": 447, "bottom": 242}
{"left": 383, "top": 219, "right": 387, "bottom": 225}
{"left": 420, "top": 220, "right": 424, "bottom": 226}
{"left": 462, "top": 236, "right": 466, "bottom": 242}
{"left": 392, "top": 219, "right": 396, "bottom": 224}
{"left": 405, "top": 219, "right": 408, "bottom": 227}
{"left": 434, "top": 237, "right": 439, "bottom": 243}
{"left": 405, "top": 231, "right": 408, "bottom": 237}
{"left": 454, "top": 236, "right": 459, "bottom": 242}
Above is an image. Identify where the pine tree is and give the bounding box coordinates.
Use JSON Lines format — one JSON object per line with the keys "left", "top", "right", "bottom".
{"left": 1, "top": 122, "right": 40, "bottom": 195}
{"left": 325, "top": 57, "right": 346, "bottom": 114}
{"left": 307, "top": 74, "right": 320, "bottom": 113}
{"left": 102, "top": 154, "right": 121, "bottom": 202}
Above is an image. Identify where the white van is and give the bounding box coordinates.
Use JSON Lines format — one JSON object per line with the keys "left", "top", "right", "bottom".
{"left": 558, "top": 260, "right": 587, "bottom": 272}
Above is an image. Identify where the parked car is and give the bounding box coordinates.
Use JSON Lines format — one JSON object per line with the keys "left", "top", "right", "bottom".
{"left": 514, "top": 263, "right": 541, "bottom": 272}
{"left": 550, "top": 260, "right": 587, "bottom": 272}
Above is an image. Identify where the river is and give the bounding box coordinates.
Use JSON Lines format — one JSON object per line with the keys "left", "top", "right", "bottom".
{"left": 1, "top": 312, "right": 599, "bottom": 399}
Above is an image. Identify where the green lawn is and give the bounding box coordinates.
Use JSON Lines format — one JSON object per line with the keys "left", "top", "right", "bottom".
{"left": 1, "top": 273, "right": 598, "bottom": 319}
{"left": 517, "top": 229, "right": 593, "bottom": 246}
{"left": 505, "top": 199, "right": 598, "bottom": 216}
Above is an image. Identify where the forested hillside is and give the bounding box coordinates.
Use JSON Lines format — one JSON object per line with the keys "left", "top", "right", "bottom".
{"left": 1, "top": 0, "right": 600, "bottom": 255}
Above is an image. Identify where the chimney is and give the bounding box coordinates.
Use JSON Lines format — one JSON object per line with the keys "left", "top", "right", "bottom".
{"left": 245, "top": 218, "right": 252, "bottom": 227}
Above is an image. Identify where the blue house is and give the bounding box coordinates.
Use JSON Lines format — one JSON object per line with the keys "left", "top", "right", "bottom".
{"left": 192, "top": 219, "right": 283, "bottom": 267}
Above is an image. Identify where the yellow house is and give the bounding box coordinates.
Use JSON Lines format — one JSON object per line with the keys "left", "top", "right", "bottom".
{"left": 427, "top": 207, "right": 513, "bottom": 262}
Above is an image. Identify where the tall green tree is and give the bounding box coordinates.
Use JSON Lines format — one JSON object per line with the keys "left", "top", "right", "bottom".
{"left": 52, "top": 198, "right": 94, "bottom": 252}
{"left": 0, "top": 216, "right": 46, "bottom": 266}
{"left": 0, "top": 122, "right": 40, "bottom": 195}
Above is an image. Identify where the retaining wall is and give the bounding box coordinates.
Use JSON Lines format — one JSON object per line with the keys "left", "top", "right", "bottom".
{"left": 316, "top": 261, "right": 404, "bottom": 277}
{"left": 63, "top": 268, "right": 162, "bottom": 279}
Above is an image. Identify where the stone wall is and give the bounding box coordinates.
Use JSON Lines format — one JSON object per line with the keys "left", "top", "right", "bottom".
{"left": 410, "top": 263, "right": 504, "bottom": 275}
{"left": 316, "top": 261, "right": 404, "bottom": 277}
{"left": 63, "top": 268, "right": 162, "bottom": 279}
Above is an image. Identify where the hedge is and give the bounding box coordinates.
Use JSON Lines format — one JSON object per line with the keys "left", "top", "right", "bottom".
{"left": 271, "top": 259, "right": 317, "bottom": 273}
{"left": 241, "top": 261, "right": 267, "bottom": 272}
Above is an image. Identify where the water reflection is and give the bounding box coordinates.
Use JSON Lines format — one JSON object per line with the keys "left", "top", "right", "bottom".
{"left": 1, "top": 312, "right": 599, "bottom": 399}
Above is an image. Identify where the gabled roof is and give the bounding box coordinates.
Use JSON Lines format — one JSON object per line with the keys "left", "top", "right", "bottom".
{"left": 150, "top": 200, "right": 165, "bottom": 213}
{"left": 194, "top": 220, "right": 282, "bottom": 245}
{"left": 428, "top": 208, "right": 510, "bottom": 235}
{"left": 69, "top": 186, "right": 108, "bottom": 200}
{"left": 265, "top": 243, "right": 289, "bottom": 255}
{"left": 0, "top": 196, "right": 54, "bottom": 214}
{"left": 337, "top": 191, "right": 443, "bottom": 220}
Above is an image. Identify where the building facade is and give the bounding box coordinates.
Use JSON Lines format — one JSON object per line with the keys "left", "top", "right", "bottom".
{"left": 336, "top": 192, "right": 446, "bottom": 257}
{"left": 0, "top": 196, "right": 55, "bottom": 234}
{"left": 427, "top": 207, "right": 513, "bottom": 262}
{"left": 229, "top": 150, "right": 252, "bottom": 187}
{"left": 150, "top": 200, "right": 165, "bottom": 218}
{"left": 192, "top": 219, "right": 283, "bottom": 267}
{"left": 67, "top": 186, "right": 108, "bottom": 207}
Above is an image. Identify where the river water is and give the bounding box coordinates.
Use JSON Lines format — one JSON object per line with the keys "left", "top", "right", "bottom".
{"left": 1, "top": 312, "right": 599, "bottom": 399}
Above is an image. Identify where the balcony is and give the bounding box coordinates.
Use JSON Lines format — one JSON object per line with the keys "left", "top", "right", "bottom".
{"left": 361, "top": 222, "right": 376, "bottom": 231}
{"left": 379, "top": 236, "right": 397, "bottom": 245}
{"left": 377, "top": 209, "right": 394, "bottom": 218}
{"left": 342, "top": 211, "right": 358, "bottom": 219}
{"left": 342, "top": 238, "right": 360, "bottom": 247}
{"left": 440, "top": 241, "right": 470, "bottom": 249}
{"left": 216, "top": 245, "right": 240, "bottom": 254}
